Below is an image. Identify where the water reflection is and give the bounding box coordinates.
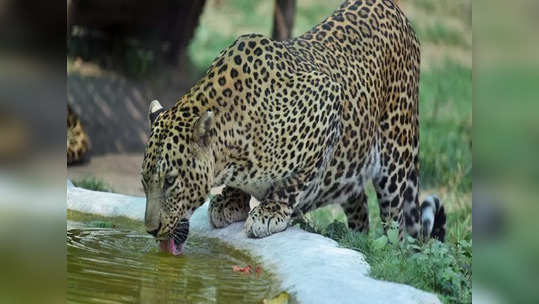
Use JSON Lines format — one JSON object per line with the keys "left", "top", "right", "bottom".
{"left": 67, "top": 225, "right": 278, "bottom": 303}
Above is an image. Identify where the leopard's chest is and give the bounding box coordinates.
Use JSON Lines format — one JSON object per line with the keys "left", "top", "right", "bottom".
{"left": 235, "top": 182, "right": 272, "bottom": 201}
{"left": 213, "top": 164, "right": 274, "bottom": 201}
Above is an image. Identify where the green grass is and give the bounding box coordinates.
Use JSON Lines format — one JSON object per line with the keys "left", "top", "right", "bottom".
{"left": 188, "top": 0, "right": 272, "bottom": 71}
{"left": 412, "top": 0, "right": 437, "bottom": 13}
{"left": 339, "top": 231, "right": 472, "bottom": 304}
{"left": 189, "top": 0, "right": 339, "bottom": 72}
{"left": 188, "top": 25, "right": 236, "bottom": 73}
{"left": 419, "top": 61, "right": 472, "bottom": 192}
{"left": 412, "top": 0, "right": 471, "bottom": 26}
{"left": 72, "top": 177, "right": 113, "bottom": 193}
{"left": 423, "top": 23, "right": 468, "bottom": 47}
{"left": 67, "top": 209, "right": 145, "bottom": 232}
{"left": 410, "top": 20, "right": 469, "bottom": 48}
{"left": 298, "top": 185, "right": 472, "bottom": 303}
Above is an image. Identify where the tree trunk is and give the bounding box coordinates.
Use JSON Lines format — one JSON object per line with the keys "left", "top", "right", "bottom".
{"left": 166, "top": 0, "right": 207, "bottom": 64}
{"left": 271, "top": 0, "right": 296, "bottom": 41}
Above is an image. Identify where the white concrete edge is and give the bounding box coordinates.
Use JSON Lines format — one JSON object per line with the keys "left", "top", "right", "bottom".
{"left": 67, "top": 181, "right": 441, "bottom": 304}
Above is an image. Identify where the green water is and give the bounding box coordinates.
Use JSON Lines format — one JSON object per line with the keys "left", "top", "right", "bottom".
{"left": 67, "top": 211, "right": 280, "bottom": 303}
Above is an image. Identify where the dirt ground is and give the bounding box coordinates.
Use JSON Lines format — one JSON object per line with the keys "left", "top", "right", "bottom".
{"left": 68, "top": 153, "right": 144, "bottom": 196}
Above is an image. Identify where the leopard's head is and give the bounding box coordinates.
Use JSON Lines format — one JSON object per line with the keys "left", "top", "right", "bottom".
{"left": 141, "top": 100, "right": 215, "bottom": 255}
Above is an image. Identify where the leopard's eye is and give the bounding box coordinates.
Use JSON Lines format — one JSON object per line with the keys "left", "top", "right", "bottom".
{"left": 163, "top": 176, "right": 175, "bottom": 190}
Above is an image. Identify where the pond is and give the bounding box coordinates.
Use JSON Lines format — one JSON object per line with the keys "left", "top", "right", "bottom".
{"left": 67, "top": 211, "right": 283, "bottom": 303}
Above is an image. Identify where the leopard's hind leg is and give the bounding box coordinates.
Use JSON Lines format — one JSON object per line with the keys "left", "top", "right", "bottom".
{"left": 372, "top": 21, "right": 445, "bottom": 240}
{"left": 342, "top": 191, "right": 369, "bottom": 233}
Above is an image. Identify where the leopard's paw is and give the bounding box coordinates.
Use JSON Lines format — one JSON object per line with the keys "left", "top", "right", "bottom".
{"left": 208, "top": 191, "right": 249, "bottom": 228}
{"left": 244, "top": 202, "right": 292, "bottom": 238}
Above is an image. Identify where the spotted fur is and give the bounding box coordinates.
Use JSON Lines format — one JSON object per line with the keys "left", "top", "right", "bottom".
{"left": 67, "top": 105, "right": 90, "bottom": 165}
{"left": 141, "top": 0, "right": 446, "bottom": 243}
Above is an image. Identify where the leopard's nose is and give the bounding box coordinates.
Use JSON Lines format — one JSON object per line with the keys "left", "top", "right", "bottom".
{"left": 147, "top": 222, "right": 162, "bottom": 237}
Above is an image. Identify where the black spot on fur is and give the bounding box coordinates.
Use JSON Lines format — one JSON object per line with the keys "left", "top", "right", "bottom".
{"left": 404, "top": 186, "right": 414, "bottom": 202}
{"left": 432, "top": 204, "right": 446, "bottom": 242}
{"left": 234, "top": 55, "right": 242, "bottom": 65}
{"left": 238, "top": 41, "right": 245, "bottom": 51}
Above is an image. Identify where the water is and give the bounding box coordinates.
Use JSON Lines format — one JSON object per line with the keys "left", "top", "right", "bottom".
{"left": 67, "top": 219, "right": 280, "bottom": 303}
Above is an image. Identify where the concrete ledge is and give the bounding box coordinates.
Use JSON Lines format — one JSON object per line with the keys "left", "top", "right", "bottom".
{"left": 67, "top": 181, "right": 440, "bottom": 304}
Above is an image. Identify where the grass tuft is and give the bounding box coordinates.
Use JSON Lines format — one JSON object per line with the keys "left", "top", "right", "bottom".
{"left": 297, "top": 180, "right": 472, "bottom": 303}
{"left": 298, "top": 215, "right": 472, "bottom": 304}
{"left": 67, "top": 209, "right": 143, "bottom": 231}
{"left": 72, "top": 177, "right": 113, "bottom": 193}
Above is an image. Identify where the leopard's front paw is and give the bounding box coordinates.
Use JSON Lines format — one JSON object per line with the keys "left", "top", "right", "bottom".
{"left": 244, "top": 202, "right": 292, "bottom": 238}
{"left": 208, "top": 192, "right": 249, "bottom": 228}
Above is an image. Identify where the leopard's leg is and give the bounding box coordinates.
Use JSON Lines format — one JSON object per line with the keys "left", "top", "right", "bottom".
{"left": 374, "top": 77, "right": 422, "bottom": 239}
{"left": 208, "top": 186, "right": 250, "bottom": 228}
{"left": 341, "top": 191, "right": 369, "bottom": 233}
{"left": 373, "top": 161, "right": 422, "bottom": 239}
{"left": 373, "top": 55, "right": 422, "bottom": 239}
{"left": 244, "top": 70, "right": 343, "bottom": 238}
{"left": 373, "top": 165, "right": 446, "bottom": 241}
{"left": 245, "top": 162, "right": 336, "bottom": 238}
{"left": 244, "top": 201, "right": 293, "bottom": 238}
{"left": 371, "top": 33, "right": 445, "bottom": 241}
{"left": 244, "top": 171, "right": 310, "bottom": 238}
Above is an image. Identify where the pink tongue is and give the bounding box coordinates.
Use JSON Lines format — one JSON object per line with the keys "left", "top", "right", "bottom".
{"left": 159, "top": 238, "right": 182, "bottom": 256}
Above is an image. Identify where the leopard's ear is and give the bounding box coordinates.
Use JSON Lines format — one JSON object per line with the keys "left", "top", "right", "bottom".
{"left": 148, "top": 100, "right": 165, "bottom": 127}
{"left": 193, "top": 111, "right": 214, "bottom": 148}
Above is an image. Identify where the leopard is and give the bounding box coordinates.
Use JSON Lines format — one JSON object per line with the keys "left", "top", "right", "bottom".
{"left": 141, "top": 0, "right": 446, "bottom": 255}
{"left": 67, "top": 105, "right": 91, "bottom": 165}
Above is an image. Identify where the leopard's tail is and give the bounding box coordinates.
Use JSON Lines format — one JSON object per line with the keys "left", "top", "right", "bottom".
{"left": 420, "top": 195, "right": 446, "bottom": 242}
